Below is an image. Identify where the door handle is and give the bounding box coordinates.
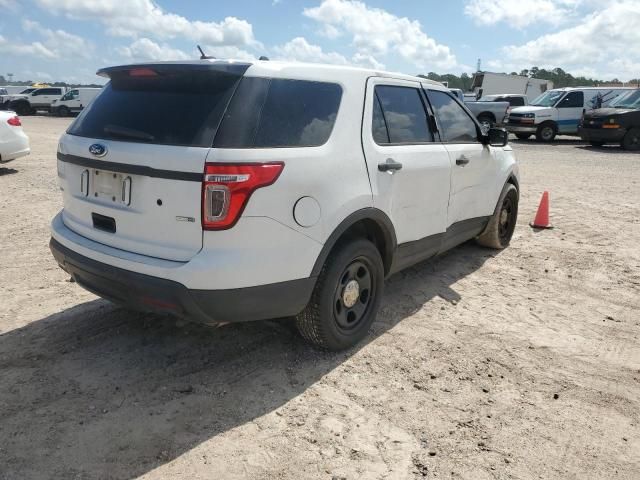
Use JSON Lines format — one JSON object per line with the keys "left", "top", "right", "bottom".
{"left": 378, "top": 158, "right": 403, "bottom": 172}
{"left": 456, "top": 155, "right": 470, "bottom": 166}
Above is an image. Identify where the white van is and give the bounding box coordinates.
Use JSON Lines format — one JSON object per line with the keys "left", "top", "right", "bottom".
{"left": 506, "top": 87, "right": 634, "bottom": 142}
{"left": 51, "top": 88, "right": 102, "bottom": 117}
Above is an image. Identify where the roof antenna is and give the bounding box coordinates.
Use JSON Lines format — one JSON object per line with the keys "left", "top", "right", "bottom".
{"left": 197, "top": 45, "right": 215, "bottom": 60}
{"left": 259, "top": 56, "right": 270, "bottom": 61}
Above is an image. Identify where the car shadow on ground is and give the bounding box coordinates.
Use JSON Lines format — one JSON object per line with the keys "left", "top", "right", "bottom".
{"left": 509, "top": 138, "right": 586, "bottom": 146}
{"left": 0, "top": 167, "right": 18, "bottom": 176}
{"left": 575, "top": 145, "right": 639, "bottom": 154}
{"left": 0, "top": 242, "right": 496, "bottom": 479}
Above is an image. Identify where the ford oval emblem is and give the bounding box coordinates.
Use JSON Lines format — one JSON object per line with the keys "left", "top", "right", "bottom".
{"left": 89, "top": 143, "right": 107, "bottom": 157}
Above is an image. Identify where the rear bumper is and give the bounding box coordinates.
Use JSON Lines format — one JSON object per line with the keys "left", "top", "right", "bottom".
{"left": 0, "top": 138, "right": 30, "bottom": 162}
{"left": 50, "top": 237, "right": 315, "bottom": 323}
{"left": 578, "top": 126, "right": 626, "bottom": 143}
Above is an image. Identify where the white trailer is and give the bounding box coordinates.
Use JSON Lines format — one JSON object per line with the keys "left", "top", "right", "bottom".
{"left": 471, "top": 72, "right": 553, "bottom": 102}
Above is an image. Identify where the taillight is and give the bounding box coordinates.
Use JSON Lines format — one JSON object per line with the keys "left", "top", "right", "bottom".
{"left": 202, "top": 162, "right": 284, "bottom": 230}
{"left": 7, "top": 116, "right": 21, "bottom": 127}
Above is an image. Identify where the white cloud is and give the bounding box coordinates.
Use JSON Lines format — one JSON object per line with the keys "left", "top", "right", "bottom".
{"left": 34, "top": 0, "right": 259, "bottom": 48}
{"left": 0, "top": 20, "right": 91, "bottom": 60}
{"left": 273, "top": 37, "right": 349, "bottom": 65}
{"left": 502, "top": 1, "right": 640, "bottom": 80}
{"left": 0, "top": 0, "right": 18, "bottom": 10}
{"left": 117, "top": 38, "right": 191, "bottom": 62}
{"left": 464, "top": 0, "right": 582, "bottom": 28}
{"left": 273, "top": 37, "right": 386, "bottom": 70}
{"left": 22, "top": 19, "right": 93, "bottom": 59}
{"left": 303, "top": 0, "right": 457, "bottom": 70}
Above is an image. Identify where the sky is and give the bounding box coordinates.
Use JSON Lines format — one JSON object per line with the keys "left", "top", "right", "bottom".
{"left": 0, "top": 0, "right": 638, "bottom": 85}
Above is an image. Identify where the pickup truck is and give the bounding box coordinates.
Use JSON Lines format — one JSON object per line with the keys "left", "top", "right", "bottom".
{"left": 8, "top": 87, "right": 68, "bottom": 115}
{"left": 479, "top": 94, "right": 528, "bottom": 108}
{"left": 449, "top": 88, "right": 510, "bottom": 129}
{"left": 1, "top": 88, "right": 39, "bottom": 110}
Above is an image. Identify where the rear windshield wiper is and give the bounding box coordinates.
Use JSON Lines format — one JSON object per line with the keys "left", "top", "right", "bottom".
{"left": 104, "top": 124, "right": 155, "bottom": 142}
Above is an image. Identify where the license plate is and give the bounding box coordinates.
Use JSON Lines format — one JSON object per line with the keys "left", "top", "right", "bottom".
{"left": 91, "top": 169, "right": 132, "bottom": 205}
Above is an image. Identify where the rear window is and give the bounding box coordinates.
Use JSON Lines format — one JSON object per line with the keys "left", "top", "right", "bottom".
{"left": 67, "top": 66, "right": 245, "bottom": 147}
{"left": 214, "top": 78, "right": 342, "bottom": 148}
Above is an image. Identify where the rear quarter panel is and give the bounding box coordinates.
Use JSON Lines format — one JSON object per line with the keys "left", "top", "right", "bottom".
{"left": 209, "top": 69, "right": 373, "bottom": 246}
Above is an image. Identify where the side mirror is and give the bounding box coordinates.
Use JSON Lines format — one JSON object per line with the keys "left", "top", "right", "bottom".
{"left": 484, "top": 127, "right": 508, "bottom": 147}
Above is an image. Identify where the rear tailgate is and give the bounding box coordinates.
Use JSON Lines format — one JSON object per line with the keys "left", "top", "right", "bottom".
{"left": 57, "top": 62, "right": 249, "bottom": 262}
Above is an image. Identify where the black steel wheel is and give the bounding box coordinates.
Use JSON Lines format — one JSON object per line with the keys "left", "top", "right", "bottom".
{"left": 296, "top": 238, "right": 384, "bottom": 351}
{"left": 476, "top": 183, "right": 519, "bottom": 249}
{"left": 333, "top": 259, "right": 374, "bottom": 332}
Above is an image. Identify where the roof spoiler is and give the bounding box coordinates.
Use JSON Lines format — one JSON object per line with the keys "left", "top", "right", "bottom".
{"left": 96, "top": 62, "right": 252, "bottom": 79}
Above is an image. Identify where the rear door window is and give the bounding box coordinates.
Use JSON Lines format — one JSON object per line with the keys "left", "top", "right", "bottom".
{"left": 509, "top": 97, "right": 525, "bottom": 106}
{"left": 373, "top": 85, "right": 432, "bottom": 144}
{"left": 215, "top": 78, "right": 342, "bottom": 148}
{"left": 427, "top": 90, "right": 479, "bottom": 143}
{"left": 67, "top": 66, "right": 246, "bottom": 147}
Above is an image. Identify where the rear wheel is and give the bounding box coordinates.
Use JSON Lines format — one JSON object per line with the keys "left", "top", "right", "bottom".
{"left": 536, "top": 123, "right": 557, "bottom": 142}
{"left": 621, "top": 128, "right": 640, "bottom": 151}
{"left": 296, "top": 238, "right": 384, "bottom": 351}
{"left": 515, "top": 133, "right": 531, "bottom": 140}
{"left": 476, "top": 184, "right": 519, "bottom": 249}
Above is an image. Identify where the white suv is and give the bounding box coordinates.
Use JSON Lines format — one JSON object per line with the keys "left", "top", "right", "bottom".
{"left": 50, "top": 60, "right": 519, "bottom": 350}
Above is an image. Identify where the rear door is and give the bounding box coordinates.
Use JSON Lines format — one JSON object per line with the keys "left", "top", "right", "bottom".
{"left": 362, "top": 78, "right": 451, "bottom": 251}
{"left": 57, "top": 63, "right": 248, "bottom": 262}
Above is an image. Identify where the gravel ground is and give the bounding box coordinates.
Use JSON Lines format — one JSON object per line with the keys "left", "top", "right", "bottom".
{"left": 0, "top": 117, "right": 639, "bottom": 480}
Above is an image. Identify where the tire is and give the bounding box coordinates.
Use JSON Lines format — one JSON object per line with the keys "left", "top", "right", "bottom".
{"left": 621, "top": 128, "right": 640, "bottom": 151}
{"left": 12, "top": 102, "right": 32, "bottom": 116}
{"left": 535, "top": 123, "right": 557, "bottom": 142}
{"left": 296, "top": 238, "right": 384, "bottom": 351}
{"left": 477, "top": 115, "right": 494, "bottom": 131}
{"left": 589, "top": 141, "right": 605, "bottom": 147}
{"left": 58, "top": 106, "right": 70, "bottom": 117}
{"left": 515, "top": 133, "right": 531, "bottom": 140}
{"left": 476, "top": 184, "right": 519, "bottom": 249}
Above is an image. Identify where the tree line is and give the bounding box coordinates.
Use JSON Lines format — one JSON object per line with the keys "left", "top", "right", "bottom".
{"left": 421, "top": 67, "right": 640, "bottom": 91}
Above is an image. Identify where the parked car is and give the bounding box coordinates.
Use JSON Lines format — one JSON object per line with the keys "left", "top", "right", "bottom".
{"left": 50, "top": 60, "right": 519, "bottom": 350}
{"left": 450, "top": 88, "right": 510, "bottom": 129}
{"left": 579, "top": 89, "right": 640, "bottom": 150}
{"left": 0, "top": 111, "right": 30, "bottom": 163}
{"left": 51, "top": 88, "right": 102, "bottom": 117}
{"left": 479, "top": 94, "right": 528, "bottom": 107}
{"left": 9, "top": 87, "right": 68, "bottom": 115}
{"left": 506, "top": 87, "right": 633, "bottom": 142}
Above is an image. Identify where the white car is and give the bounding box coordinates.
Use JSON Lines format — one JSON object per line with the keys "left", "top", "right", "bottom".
{"left": 0, "top": 111, "right": 30, "bottom": 163}
{"left": 50, "top": 60, "right": 519, "bottom": 350}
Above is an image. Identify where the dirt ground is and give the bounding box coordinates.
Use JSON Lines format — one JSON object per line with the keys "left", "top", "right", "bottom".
{"left": 1, "top": 116, "right": 639, "bottom": 480}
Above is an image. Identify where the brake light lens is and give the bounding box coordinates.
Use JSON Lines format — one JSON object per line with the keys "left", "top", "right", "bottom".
{"left": 202, "top": 162, "right": 284, "bottom": 230}
{"left": 7, "top": 115, "right": 21, "bottom": 127}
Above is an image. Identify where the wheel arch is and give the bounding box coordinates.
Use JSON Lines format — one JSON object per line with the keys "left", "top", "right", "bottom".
{"left": 478, "top": 112, "right": 496, "bottom": 122}
{"left": 311, "top": 208, "right": 397, "bottom": 278}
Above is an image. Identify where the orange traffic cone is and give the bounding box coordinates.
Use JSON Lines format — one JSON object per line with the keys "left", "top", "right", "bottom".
{"left": 530, "top": 191, "right": 553, "bottom": 229}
